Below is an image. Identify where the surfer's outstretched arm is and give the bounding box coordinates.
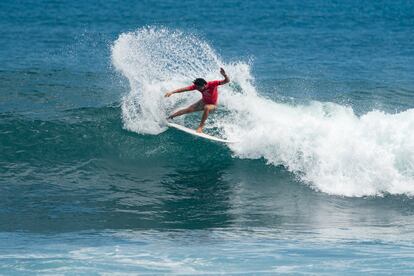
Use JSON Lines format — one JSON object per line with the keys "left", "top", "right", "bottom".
{"left": 164, "top": 86, "right": 194, "bottom": 97}
{"left": 219, "top": 67, "right": 230, "bottom": 85}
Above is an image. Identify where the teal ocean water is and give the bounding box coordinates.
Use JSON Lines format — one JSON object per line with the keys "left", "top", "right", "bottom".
{"left": 1, "top": 0, "right": 414, "bottom": 274}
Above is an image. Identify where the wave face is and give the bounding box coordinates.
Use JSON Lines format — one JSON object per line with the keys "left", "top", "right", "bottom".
{"left": 111, "top": 27, "right": 414, "bottom": 197}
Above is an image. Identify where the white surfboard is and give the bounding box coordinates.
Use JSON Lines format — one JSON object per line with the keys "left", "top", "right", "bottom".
{"left": 167, "top": 122, "right": 237, "bottom": 144}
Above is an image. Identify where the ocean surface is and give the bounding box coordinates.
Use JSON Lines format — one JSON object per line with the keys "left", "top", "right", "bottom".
{"left": 1, "top": 0, "right": 414, "bottom": 274}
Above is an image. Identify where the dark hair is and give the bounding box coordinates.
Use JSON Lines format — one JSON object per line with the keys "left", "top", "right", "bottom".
{"left": 193, "top": 78, "right": 207, "bottom": 87}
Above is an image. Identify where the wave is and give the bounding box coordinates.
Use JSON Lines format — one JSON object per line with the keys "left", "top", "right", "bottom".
{"left": 0, "top": 107, "right": 231, "bottom": 167}
{"left": 111, "top": 27, "right": 414, "bottom": 197}
{"left": 0, "top": 107, "right": 121, "bottom": 165}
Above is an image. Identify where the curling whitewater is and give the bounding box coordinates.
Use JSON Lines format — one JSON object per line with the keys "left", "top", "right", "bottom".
{"left": 111, "top": 27, "right": 414, "bottom": 197}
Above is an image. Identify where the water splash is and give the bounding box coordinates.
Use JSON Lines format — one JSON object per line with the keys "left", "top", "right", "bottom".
{"left": 111, "top": 27, "right": 224, "bottom": 134}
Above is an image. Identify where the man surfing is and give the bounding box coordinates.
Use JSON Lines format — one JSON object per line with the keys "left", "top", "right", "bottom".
{"left": 165, "top": 68, "right": 230, "bottom": 133}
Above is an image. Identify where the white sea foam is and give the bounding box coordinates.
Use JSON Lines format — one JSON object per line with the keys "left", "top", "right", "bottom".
{"left": 111, "top": 27, "right": 414, "bottom": 197}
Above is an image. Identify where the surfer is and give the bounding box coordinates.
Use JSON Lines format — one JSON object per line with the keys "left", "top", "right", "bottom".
{"left": 165, "top": 68, "right": 230, "bottom": 133}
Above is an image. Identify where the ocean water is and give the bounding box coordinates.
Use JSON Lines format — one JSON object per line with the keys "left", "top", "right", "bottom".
{"left": 1, "top": 0, "right": 414, "bottom": 274}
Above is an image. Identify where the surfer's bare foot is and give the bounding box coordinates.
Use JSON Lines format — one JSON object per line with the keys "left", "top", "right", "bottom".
{"left": 196, "top": 127, "right": 203, "bottom": 133}
{"left": 167, "top": 115, "right": 173, "bottom": 120}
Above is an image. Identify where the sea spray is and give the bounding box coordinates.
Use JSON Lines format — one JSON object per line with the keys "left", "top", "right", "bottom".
{"left": 111, "top": 27, "right": 414, "bottom": 197}
{"left": 111, "top": 27, "right": 223, "bottom": 134}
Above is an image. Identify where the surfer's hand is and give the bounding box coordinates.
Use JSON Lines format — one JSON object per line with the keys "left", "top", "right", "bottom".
{"left": 165, "top": 92, "right": 173, "bottom": 97}
{"left": 220, "top": 67, "right": 227, "bottom": 76}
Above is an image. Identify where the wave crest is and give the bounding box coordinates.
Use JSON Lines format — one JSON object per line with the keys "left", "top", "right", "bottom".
{"left": 111, "top": 27, "right": 414, "bottom": 197}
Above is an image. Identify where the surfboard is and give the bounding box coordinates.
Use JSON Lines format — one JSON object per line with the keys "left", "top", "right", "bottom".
{"left": 167, "top": 122, "right": 237, "bottom": 144}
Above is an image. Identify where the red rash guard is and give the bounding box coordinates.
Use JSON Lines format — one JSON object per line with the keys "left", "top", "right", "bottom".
{"left": 186, "top": 80, "right": 222, "bottom": 105}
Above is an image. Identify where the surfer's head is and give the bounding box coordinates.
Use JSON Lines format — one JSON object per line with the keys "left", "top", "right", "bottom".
{"left": 193, "top": 78, "right": 207, "bottom": 89}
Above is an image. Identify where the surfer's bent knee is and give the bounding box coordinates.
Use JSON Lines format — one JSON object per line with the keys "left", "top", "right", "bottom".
{"left": 204, "top": 104, "right": 216, "bottom": 111}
